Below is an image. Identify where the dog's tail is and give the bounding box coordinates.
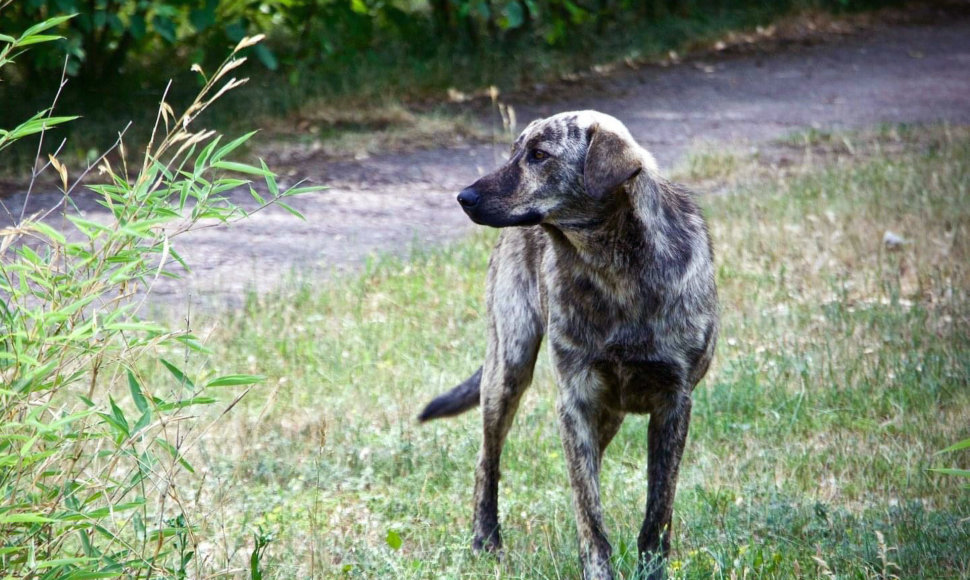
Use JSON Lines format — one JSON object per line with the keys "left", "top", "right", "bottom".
{"left": 418, "top": 367, "right": 482, "bottom": 422}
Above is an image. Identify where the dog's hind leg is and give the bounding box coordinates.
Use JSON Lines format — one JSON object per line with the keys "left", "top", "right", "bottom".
{"left": 471, "top": 326, "right": 542, "bottom": 552}
{"left": 471, "top": 262, "right": 544, "bottom": 553}
{"left": 637, "top": 396, "right": 692, "bottom": 580}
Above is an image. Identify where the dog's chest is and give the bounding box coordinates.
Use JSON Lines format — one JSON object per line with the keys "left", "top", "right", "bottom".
{"left": 544, "top": 257, "right": 656, "bottom": 336}
{"left": 543, "top": 265, "right": 693, "bottom": 412}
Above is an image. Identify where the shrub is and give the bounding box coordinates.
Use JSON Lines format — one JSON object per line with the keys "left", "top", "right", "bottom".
{"left": 1, "top": 0, "right": 282, "bottom": 79}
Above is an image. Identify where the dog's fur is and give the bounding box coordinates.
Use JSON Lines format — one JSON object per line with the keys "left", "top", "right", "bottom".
{"left": 419, "top": 111, "right": 718, "bottom": 579}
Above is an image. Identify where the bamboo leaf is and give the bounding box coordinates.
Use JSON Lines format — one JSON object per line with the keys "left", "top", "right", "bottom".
{"left": 206, "top": 374, "right": 265, "bottom": 388}
{"left": 160, "top": 359, "right": 195, "bottom": 389}
{"left": 276, "top": 201, "right": 305, "bottom": 220}
{"left": 211, "top": 130, "right": 257, "bottom": 164}
{"left": 16, "top": 34, "right": 63, "bottom": 47}
{"left": 156, "top": 438, "right": 196, "bottom": 473}
{"left": 127, "top": 371, "right": 149, "bottom": 413}
{"left": 212, "top": 160, "right": 273, "bottom": 177}
{"left": 29, "top": 221, "right": 66, "bottom": 244}
{"left": 261, "top": 160, "right": 278, "bottom": 197}
{"left": 0, "top": 513, "right": 58, "bottom": 524}
{"left": 156, "top": 396, "right": 216, "bottom": 410}
{"left": 108, "top": 396, "right": 130, "bottom": 436}
{"left": 194, "top": 135, "right": 221, "bottom": 171}
{"left": 33, "top": 557, "right": 97, "bottom": 569}
{"left": 282, "top": 184, "right": 327, "bottom": 196}
{"left": 7, "top": 115, "right": 79, "bottom": 140}
{"left": 20, "top": 14, "right": 76, "bottom": 39}
{"left": 132, "top": 410, "right": 152, "bottom": 434}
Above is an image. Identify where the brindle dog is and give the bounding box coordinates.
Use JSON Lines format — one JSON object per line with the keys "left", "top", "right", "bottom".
{"left": 419, "top": 111, "right": 718, "bottom": 580}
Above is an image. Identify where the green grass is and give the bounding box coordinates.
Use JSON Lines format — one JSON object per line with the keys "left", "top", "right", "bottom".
{"left": 165, "top": 125, "right": 970, "bottom": 578}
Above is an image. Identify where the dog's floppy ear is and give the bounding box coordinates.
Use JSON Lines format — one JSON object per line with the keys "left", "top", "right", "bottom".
{"left": 583, "top": 124, "right": 643, "bottom": 200}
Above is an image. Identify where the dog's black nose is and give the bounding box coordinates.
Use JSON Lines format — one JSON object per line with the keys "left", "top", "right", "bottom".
{"left": 457, "top": 188, "right": 480, "bottom": 208}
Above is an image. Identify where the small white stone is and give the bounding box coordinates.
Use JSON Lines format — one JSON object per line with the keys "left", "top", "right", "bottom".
{"left": 883, "top": 230, "right": 905, "bottom": 249}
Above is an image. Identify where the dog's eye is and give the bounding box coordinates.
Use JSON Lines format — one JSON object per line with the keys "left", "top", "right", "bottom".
{"left": 530, "top": 149, "right": 549, "bottom": 161}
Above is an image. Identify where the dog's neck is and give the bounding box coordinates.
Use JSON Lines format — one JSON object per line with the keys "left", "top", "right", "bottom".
{"left": 544, "top": 174, "right": 700, "bottom": 286}
{"left": 542, "top": 184, "right": 650, "bottom": 274}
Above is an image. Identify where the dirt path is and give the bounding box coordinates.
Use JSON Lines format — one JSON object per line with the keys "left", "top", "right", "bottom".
{"left": 6, "top": 14, "right": 970, "bottom": 310}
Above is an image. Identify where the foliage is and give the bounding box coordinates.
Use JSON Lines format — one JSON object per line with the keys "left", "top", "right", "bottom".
{"left": 276, "top": 0, "right": 896, "bottom": 55}
{"left": 0, "top": 0, "right": 901, "bottom": 83}
{"left": 0, "top": 0, "right": 285, "bottom": 79}
{"left": 0, "top": 18, "right": 319, "bottom": 577}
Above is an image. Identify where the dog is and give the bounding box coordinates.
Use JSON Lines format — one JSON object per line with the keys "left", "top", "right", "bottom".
{"left": 418, "top": 111, "right": 718, "bottom": 579}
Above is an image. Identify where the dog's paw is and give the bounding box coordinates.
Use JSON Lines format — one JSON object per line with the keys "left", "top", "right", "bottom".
{"left": 634, "top": 553, "right": 667, "bottom": 580}
{"left": 472, "top": 527, "right": 503, "bottom": 556}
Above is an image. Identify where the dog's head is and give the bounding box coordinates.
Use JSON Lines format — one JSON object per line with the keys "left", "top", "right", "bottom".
{"left": 457, "top": 111, "right": 658, "bottom": 228}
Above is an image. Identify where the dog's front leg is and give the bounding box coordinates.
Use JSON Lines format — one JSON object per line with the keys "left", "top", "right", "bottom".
{"left": 557, "top": 385, "right": 614, "bottom": 580}
{"left": 471, "top": 315, "right": 542, "bottom": 553}
{"left": 637, "top": 395, "right": 692, "bottom": 580}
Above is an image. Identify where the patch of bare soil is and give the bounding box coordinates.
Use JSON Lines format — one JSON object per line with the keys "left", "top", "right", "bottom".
{"left": 4, "top": 6, "right": 970, "bottom": 311}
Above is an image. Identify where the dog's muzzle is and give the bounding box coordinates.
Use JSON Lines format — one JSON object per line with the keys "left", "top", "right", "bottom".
{"left": 457, "top": 187, "right": 480, "bottom": 209}
{"left": 457, "top": 186, "right": 488, "bottom": 224}
{"left": 456, "top": 186, "right": 543, "bottom": 228}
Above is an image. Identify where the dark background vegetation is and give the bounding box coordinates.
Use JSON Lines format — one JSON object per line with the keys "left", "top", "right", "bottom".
{"left": 1, "top": 0, "right": 896, "bottom": 170}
